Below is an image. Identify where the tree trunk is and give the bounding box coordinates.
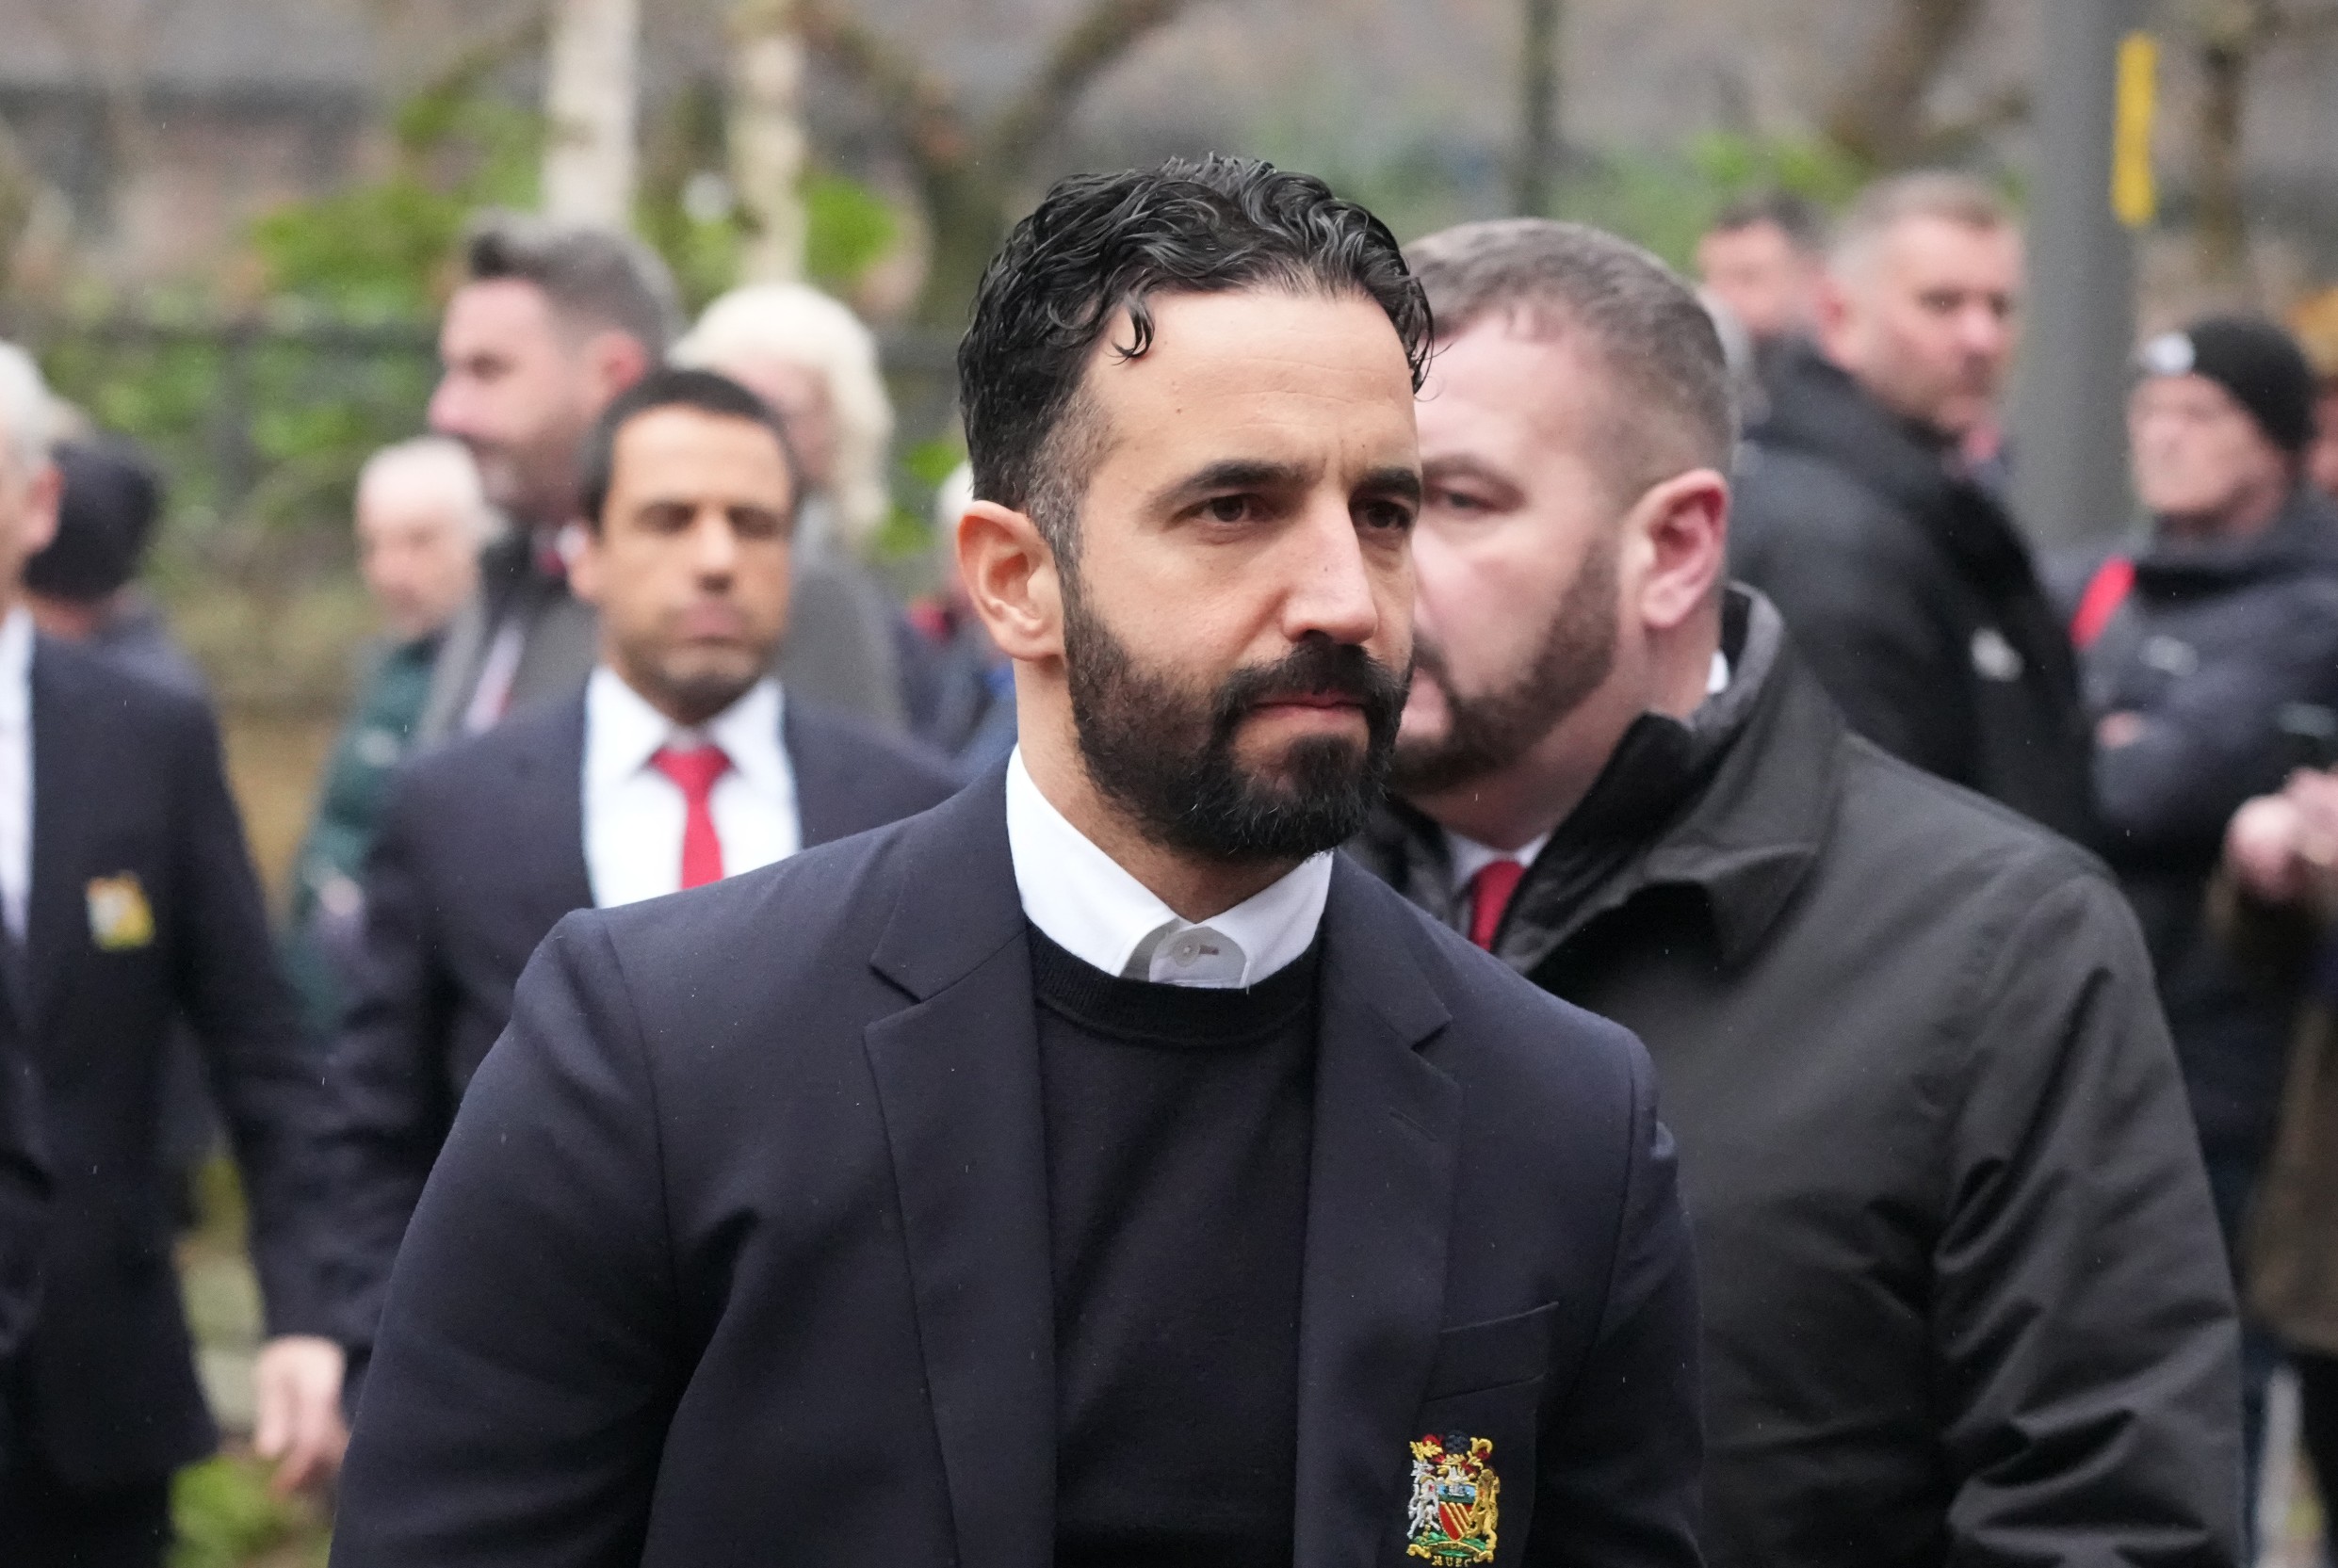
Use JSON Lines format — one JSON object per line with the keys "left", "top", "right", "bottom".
{"left": 729, "top": 0, "right": 809, "bottom": 283}
{"left": 2192, "top": 0, "right": 2272, "bottom": 299}
{"left": 542, "top": 0, "right": 641, "bottom": 228}
{"left": 1824, "top": 0, "right": 1987, "bottom": 169}
{"left": 1514, "top": 0, "right": 1560, "bottom": 217}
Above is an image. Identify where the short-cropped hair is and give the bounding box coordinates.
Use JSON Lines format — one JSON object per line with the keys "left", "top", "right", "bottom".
{"left": 577, "top": 367, "right": 799, "bottom": 531}
{"left": 464, "top": 210, "right": 684, "bottom": 357}
{"left": 0, "top": 341, "right": 54, "bottom": 474}
{"left": 1709, "top": 189, "right": 1828, "bottom": 254}
{"left": 1830, "top": 171, "right": 2012, "bottom": 275}
{"left": 1407, "top": 218, "right": 1736, "bottom": 496}
{"left": 957, "top": 154, "right": 1431, "bottom": 563}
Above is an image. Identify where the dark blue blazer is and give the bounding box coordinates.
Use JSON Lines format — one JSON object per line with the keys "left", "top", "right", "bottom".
{"left": 15, "top": 637, "right": 325, "bottom": 1489}
{"left": 321, "top": 689, "right": 963, "bottom": 1352}
{"left": 333, "top": 770, "right": 1703, "bottom": 1567}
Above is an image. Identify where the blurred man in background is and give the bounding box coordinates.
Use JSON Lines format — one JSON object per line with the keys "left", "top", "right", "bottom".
{"left": 0, "top": 343, "right": 343, "bottom": 1562}
{"left": 1731, "top": 172, "right": 2096, "bottom": 847}
{"left": 283, "top": 438, "right": 488, "bottom": 1037}
{"left": 674, "top": 283, "right": 910, "bottom": 729}
{"left": 900, "top": 461, "right": 1015, "bottom": 768}
{"left": 23, "top": 440, "right": 203, "bottom": 699}
{"left": 2062, "top": 315, "right": 2338, "bottom": 1498}
{"left": 322, "top": 370, "right": 956, "bottom": 1392}
{"left": 1695, "top": 189, "right": 1826, "bottom": 353}
{"left": 1356, "top": 217, "right": 2243, "bottom": 1568}
{"left": 417, "top": 211, "right": 680, "bottom": 742}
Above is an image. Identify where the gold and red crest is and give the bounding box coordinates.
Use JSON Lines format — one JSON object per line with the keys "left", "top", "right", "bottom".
{"left": 1405, "top": 1432, "right": 1499, "bottom": 1563}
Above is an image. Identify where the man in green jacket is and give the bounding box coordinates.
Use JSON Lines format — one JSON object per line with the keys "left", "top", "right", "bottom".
{"left": 285, "top": 439, "right": 486, "bottom": 1033}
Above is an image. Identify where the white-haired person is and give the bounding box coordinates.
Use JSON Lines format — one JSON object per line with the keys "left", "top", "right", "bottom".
{"left": 674, "top": 283, "right": 910, "bottom": 730}
{"left": 284, "top": 438, "right": 490, "bottom": 1036}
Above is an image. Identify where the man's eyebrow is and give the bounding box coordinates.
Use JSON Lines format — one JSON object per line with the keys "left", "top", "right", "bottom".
{"left": 1356, "top": 465, "right": 1423, "bottom": 504}
{"left": 1421, "top": 454, "right": 1518, "bottom": 491}
{"left": 1148, "top": 459, "right": 1313, "bottom": 511}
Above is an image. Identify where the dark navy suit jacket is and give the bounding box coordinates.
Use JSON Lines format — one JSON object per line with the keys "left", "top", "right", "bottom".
{"left": 332, "top": 770, "right": 1703, "bottom": 1567}
{"left": 321, "top": 689, "right": 963, "bottom": 1353}
{"left": 14, "top": 637, "right": 325, "bottom": 1488}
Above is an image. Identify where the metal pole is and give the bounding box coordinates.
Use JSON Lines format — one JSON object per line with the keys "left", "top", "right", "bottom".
{"left": 2012, "top": 0, "right": 2147, "bottom": 547}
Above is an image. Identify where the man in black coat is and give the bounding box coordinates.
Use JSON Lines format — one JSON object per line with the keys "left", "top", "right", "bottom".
{"left": 1354, "top": 218, "right": 2241, "bottom": 1567}
{"left": 323, "top": 369, "right": 961, "bottom": 1373}
{"left": 333, "top": 157, "right": 1702, "bottom": 1567}
{"left": 0, "top": 346, "right": 344, "bottom": 1561}
{"left": 1730, "top": 172, "right": 2096, "bottom": 847}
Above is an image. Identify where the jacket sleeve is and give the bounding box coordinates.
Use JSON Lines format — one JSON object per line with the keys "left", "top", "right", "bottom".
{"left": 2095, "top": 583, "right": 2338, "bottom": 853}
{"left": 1933, "top": 864, "right": 2244, "bottom": 1567}
{"left": 333, "top": 913, "right": 676, "bottom": 1566}
{"left": 1529, "top": 1040, "right": 1705, "bottom": 1568}
{"left": 1731, "top": 486, "right": 1976, "bottom": 788}
{"left": 319, "top": 768, "right": 458, "bottom": 1352}
{"left": 166, "top": 697, "right": 333, "bottom": 1338}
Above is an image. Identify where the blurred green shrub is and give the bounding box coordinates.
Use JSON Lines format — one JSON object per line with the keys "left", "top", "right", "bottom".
{"left": 170, "top": 1455, "right": 328, "bottom": 1568}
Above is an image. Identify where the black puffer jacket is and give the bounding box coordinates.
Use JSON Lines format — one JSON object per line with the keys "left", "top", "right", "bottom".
{"left": 1732, "top": 344, "right": 2097, "bottom": 848}
{"left": 1354, "top": 590, "right": 2241, "bottom": 1568}
{"left": 2057, "top": 488, "right": 2338, "bottom": 1170}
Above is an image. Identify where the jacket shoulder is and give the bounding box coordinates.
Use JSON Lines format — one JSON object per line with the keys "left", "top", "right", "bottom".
{"left": 788, "top": 698, "right": 965, "bottom": 809}
{"left": 389, "top": 693, "right": 581, "bottom": 803}
{"left": 1833, "top": 731, "right": 2119, "bottom": 905}
{"left": 35, "top": 633, "right": 212, "bottom": 731}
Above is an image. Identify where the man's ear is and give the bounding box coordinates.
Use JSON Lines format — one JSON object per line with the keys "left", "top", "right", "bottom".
{"left": 1628, "top": 468, "right": 1730, "bottom": 634}
{"left": 19, "top": 461, "right": 59, "bottom": 558}
{"left": 957, "top": 500, "right": 1063, "bottom": 664}
{"left": 566, "top": 521, "right": 607, "bottom": 608}
{"left": 581, "top": 331, "right": 653, "bottom": 406}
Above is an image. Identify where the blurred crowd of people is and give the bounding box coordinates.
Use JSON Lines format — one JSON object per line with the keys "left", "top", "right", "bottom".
{"left": 1, "top": 149, "right": 2337, "bottom": 1564}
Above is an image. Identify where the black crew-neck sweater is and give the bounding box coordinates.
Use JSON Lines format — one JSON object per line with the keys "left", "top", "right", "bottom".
{"left": 1030, "top": 925, "right": 1321, "bottom": 1568}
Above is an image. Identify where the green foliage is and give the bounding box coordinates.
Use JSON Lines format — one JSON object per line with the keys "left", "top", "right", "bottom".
{"left": 170, "top": 1455, "right": 328, "bottom": 1568}
{"left": 1555, "top": 134, "right": 1869, "bottom": 270}
{"left": 804, "top": 173, "right": 900, "bottom": 294}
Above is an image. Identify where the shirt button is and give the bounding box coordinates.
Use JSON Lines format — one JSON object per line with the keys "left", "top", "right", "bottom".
{"left": 1170, "top": 933, "right": 1203, "bottom": 963}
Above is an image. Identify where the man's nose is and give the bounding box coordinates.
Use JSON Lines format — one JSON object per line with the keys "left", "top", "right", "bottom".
{"left": 426, "top": 375, "right": 468, "bottom": 438}
{"left": 1280, "top": 498, "right": 1383, "bottom": 647}
{"left": 690, "top": 513, "right": 741, "bottom": 577}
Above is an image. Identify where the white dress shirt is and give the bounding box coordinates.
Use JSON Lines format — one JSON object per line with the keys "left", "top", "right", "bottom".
{"left": 0, "top": 608, "right": 27, "bottom": 943}
{"left": 581, "top": 668, "right": 801, "bottom": 909}
{"left": 1004, "top": 747, "right": 1330, "bottom": 989}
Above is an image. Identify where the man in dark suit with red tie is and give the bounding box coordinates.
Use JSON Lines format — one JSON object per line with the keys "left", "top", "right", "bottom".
{"left": 321, "top": 369, "right": 960, "bottom": 1379}
{"left": 332, "top": 157, "right": 1701, "bottom": 1567}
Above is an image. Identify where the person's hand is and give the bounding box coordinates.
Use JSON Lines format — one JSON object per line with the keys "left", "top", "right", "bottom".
{"left": 252, "top": 1334, "right": 348, "bottom": 1497}
{"left": 2098, "top": 710, "right": 2147, "bottom": 749}
{"left": 2228, "top": 793, "right": 2308, "bottom": 902}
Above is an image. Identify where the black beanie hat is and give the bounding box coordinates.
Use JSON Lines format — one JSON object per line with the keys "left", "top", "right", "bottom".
{"left": 2137, "top": 314, "right": 2317, "bottom": 454}
{"left": 24, "top": 440, "right": 163, "bottom": 604}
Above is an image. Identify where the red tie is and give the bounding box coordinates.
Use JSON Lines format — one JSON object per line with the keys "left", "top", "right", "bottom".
{"left": 650, "top": 744, "right": 731, "bottom": 890}
{"left": 1468, "top": 859, "right": 1527, "bottom": 951}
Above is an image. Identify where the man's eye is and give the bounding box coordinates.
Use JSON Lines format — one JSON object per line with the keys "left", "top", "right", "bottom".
{"left": 1358, "top": 500, "right": 1415, "bottom": 532}
{"left": 1204, "top": 494, "right": 1255, "bottom": 524}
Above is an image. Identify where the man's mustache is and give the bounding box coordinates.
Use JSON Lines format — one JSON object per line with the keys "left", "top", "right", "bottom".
{"left": 1212, "top": 637, "right": 1413, "bottom": 729}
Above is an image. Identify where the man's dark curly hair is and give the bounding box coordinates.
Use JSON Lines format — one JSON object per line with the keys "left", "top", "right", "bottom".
{"left": 957, "top": 155, "right": 1431, "bottom": 564}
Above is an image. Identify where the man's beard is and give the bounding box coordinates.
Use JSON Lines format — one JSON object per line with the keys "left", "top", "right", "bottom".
{"left": 1389, "top": 531, "right": 1619, "bottom": 798}
{"left": 1063, "top": 585, "right": 1408, "bottom": 865}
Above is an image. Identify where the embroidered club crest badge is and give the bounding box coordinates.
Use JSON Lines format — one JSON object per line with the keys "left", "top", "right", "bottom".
{"left": 86, "top": 873, "right": 154, "bottom": 951}
{"left": 1405, "top": 1432, "right": 1499, "bottom": 1563}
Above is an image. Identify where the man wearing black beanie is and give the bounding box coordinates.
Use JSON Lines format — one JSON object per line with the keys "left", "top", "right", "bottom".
{"left": 24, "top": 440, "right": 205, "bottom": 699}
{"left": 2057, "top": 310, "right": 2338, "bottom": 1510}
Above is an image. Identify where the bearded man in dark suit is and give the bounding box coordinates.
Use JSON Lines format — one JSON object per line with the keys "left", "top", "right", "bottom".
{"left": 332, "top": 158, "right": 1703, "bottom": 1568}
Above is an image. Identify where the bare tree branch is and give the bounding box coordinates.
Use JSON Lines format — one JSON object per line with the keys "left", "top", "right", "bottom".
{"left": 1823, "top": 0, "right": 1989, "bottom": 170}
{"left": 988, "top": 0, "right": 1198, "bottom": 171}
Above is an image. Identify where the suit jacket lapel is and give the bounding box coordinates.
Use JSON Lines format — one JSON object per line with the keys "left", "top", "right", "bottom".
{"left": 25, "top": 646, "right": 97, "bottom": 1035}
{"left": 860, "top": 771, "right": 1055, "bottom": 1568}
{"left": 1294, "top": 860, "right": 1460, "bottom": 1567}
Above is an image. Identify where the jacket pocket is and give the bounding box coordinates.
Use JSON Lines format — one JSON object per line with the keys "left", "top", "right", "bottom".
{"left": 1423, "top": 1301, "right": 1560, "bottom": 1398}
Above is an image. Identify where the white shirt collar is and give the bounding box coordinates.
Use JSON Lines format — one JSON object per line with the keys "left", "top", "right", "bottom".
{"left": 0, "top": 607, "right": 29, "bottom": 730}
{"left": 584, "top": 666, "right": 787, "bottom": 796}
{"left": 1004, "top": 747, "right": 1330, "bottom": 989}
